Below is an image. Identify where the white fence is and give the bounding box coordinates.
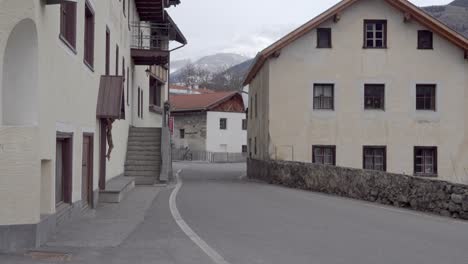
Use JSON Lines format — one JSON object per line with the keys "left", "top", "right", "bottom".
{"left": 172, "top": 148, "right": 247, "bottom": 163}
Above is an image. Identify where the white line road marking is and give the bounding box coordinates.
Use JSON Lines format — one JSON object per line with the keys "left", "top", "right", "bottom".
{"left": 169, "top": 169, "right": 231, "bottom": 264}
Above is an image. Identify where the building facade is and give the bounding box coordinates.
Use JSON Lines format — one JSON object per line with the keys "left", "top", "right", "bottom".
{"left": 244, "top": 0, "right": 468, "bottom": 184}
{"left": 0, "top": 0, "right": 185, "bottom": 251}
{"left": 171, "top": 92, "right": 247, "bottom": 159}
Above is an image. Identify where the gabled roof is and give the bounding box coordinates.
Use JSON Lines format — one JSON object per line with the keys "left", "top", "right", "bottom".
{"left": 243, "top": 0, "right": 468, "bottom": 86}
{"left": 170, "top": 91, "right": 243, "bottom": 112}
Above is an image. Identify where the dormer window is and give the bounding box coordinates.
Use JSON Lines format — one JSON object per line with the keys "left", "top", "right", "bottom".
{"left": 364, "top": 20, "right": 387, "bottom": 49}
{"left": 418, "top": 30, "right": 433, "bottom": 49}
{"left": 317, "top": 28, "right": 332, "bottom": 48}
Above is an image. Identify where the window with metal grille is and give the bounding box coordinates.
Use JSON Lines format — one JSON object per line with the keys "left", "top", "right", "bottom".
{"left": 364, "top": 84, "right": 385, "bottom": 110}
{"left": 60, "top": 2, "right": 77, "bottom": 50}
{"left": 418, "top": 30, "right": 433, "bottom": 49}
{"left": 317, "top": 28, "right": 332, "bottom": 48}
{"left": 414, "top": 147, "right": 437, "bottom": 176}
{"left": 364, "top": 20, "right": 387, "bottom": 48}
{"left": 312, "top": 146, "right": 336, "bottom": 165}
{"left": 313, "top": 84, "right": 334, "bottom": 110}
{"left": 416, "top": 84, "right": 436, "bottom": 111}
{"left": 84, "top": 2, "right": 94, "bottom": 68}
{"left": 220, "top": 118, "right": 227, "bottom": 130}
{"left": 363, "top": 146, "right": 386, "bottom": 171}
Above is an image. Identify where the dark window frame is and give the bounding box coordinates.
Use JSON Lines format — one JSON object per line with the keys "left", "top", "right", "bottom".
{"left": 105, "top": 27, "right": 110, "bottom": 75}
{"left": 242, "top": 119, "right": 247, "bottom": 130}
{"left": 364, "top": 84, "right": 385, "bottom": 110}
{"left": 115, "top": 45, "right": 119, "bottom": 76}
{"left": 416, "top": 84, "right": 436, "bottom": 111}
{"left": 83, "top": 1, "right": 95, "bottom": 70}
{"left": 137, "top": 87, "right": 141, "bottom": 118}
{"left": 313, "top": 84, "right": 335, "bottom": 110}
{"left": 149, "top": 77, "right": 162, "bottom": 107}
{"left": 363, "top": 146, "right": 387, "bottom": 171}
{"left": 363, "top": 20, "right": 387, "bottom": 49}
{"left": 59, "top": 2, "right": 77, "bottom": 52}
{"left": 220, "top": 118, "right": 227, "bottom": 130}
{"left": 180, "top": 129, "right": 185, "bottom": 139}
{"left": 414, "top": 146, "right": 438, "bottom": 177}
{"left": 317, "top": 28, "right": 332, "bottom": 48}
{"left": 418, "top": 30, "right": 433, "bottom": 50}
{"left": 127, "top": 67, "right": 130, "bottom": 106}
{"left": 312, "top": 145, "right": 336, "bottom": 166}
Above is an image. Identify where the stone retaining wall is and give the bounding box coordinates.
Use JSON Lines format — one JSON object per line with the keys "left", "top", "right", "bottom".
{"left": 248, "top": 159, "right": 468, "bottom": 220}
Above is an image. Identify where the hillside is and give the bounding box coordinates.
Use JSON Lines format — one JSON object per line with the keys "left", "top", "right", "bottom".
{"left": 423, "top": 0, "right": 468, "bottom": 38}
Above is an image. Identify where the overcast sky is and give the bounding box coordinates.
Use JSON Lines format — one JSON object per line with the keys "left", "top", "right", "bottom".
{"left": 169, "top": 0, "right": 453, "bottom": 61}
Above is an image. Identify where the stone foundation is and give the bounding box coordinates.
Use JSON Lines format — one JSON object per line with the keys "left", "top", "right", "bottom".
{"left": 248, "top": 159, "right": 468, "bottom": 220}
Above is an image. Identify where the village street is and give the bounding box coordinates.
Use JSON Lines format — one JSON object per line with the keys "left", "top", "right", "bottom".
{"left": 2, "top": 162, "right": 468, "bottom": 264}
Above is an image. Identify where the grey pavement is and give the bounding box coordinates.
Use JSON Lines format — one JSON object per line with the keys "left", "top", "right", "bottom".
{"left": 2, "top": 162, "right": 468, "bottom": 264}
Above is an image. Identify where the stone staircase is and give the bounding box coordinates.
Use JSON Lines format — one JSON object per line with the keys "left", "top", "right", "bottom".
{"left": 125, "top": 127, "right": 162, "bottom": 185}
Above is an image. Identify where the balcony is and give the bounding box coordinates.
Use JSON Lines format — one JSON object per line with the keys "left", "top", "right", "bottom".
{"left": 131, "top": 22, "right": 171, "bottom": 66}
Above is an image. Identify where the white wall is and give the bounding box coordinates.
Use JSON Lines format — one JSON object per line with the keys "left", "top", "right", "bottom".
{"left": 206, "top": 111, "right": 247, "bottom": 153}
{"left": 249, "top": 0, "right": 468, "bottom": 184}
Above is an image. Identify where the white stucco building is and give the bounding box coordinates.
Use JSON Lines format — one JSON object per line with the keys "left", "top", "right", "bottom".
{"left": 171, "top": 92, "right": 247, "bottom": 159}
{"left": 0, "top": 0, "right": 186, "bottom": 251}
{"left": 244, "top": 0, "right": 468, "bottom": 183}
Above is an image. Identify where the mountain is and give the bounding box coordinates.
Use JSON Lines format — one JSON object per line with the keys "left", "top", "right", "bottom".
{"left": 423, "top": 0, "right": 468, "bottom": 38}
{"left": 171, "top": 53, "right": 251, "bottom": 83}
{"left": 170, "top": 59, "right": 190, "bottom": 73}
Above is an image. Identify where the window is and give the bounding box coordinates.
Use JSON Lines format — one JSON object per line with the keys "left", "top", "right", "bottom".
{"left": 137, "top": 87, "right": 141, "bottom": 118}
{"left": 364, "top": 84, "right": 385, "bottom": 110}
{"left": 115, "top": 45, "right": 119, "bottom": 75}
{"left": 141, "top": 90, "right": 144, "bottom": 119}
{"left": 363, "top": 146, "right": 386, "bottom": 171}
{"left": 313, "top": 84, "right": 334, "bottom": 110}
{"left": 60, "top": 2, "right": 77, "bottom": 50}
{"left": 242, "top": 119, "right": 247, "bottom": 130}
{"left": 317, "top": 28, "right": 332, "bottom": 48}
{"left": 250, "top": 97, "right": 253, "bottom": 119}
{"left": 123, "top": 0, "right": 126, "bottom": 15}
{"left": 255, "top": 94, "right": 258, "bottom": 118}
{"left": 105, "top": 28, "right": 110, "bottom": 75}
{"left": 242, "top": 145, "right": 248, "bottom": 153}
{"left": 414, "top": 147, "right": 437, "bottom": 176}
{"left": 416, "top": 84, "right": 436, "bottom": 111}
{"left": 248, "top": 138, "right": 252, "bottom": 157}
{"left": 149, "top": 77, "right": 162, "bottom": 107}
{"left": 180, "top": 129, "right": 185, "bottom": 139}
{"left": 220, "top": 118, "right": 227, "bottom": 130}
{"left": 84, "top": 3, "right": 95, "bottom": 68}
{"left": 254, "top": 137, "right": 257, "bottom": 155}
{"left": 312, "top": 146, "right": 336, "bottom": 165}
{"left": 127, "top": 67, "right": 130, "bottom": 105}
{"left": 122, "top": 57, "right": 125, "bottom": 89}
{"left": 418, "top": 30, "right": 433, "bottom": 49}
{"left": 364, "top": 20, "right": 387, "bottom": 48}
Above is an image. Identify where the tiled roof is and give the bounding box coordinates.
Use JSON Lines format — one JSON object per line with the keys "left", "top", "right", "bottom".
{"left": 170, "top": 91, "right": 239, "bottom": 112}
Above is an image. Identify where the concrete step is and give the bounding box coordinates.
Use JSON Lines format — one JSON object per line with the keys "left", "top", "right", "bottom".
{"left": 126, "top": 150, "right": 161, "bottom": 156}
{"left": 127, "top": 139, "right": 160, "bottom": 144}
{"left": 127, "top": 146, "right": 161, "bottom": 152}
{"left": 99, "top": 176, "right": 135, "bottom": 203}
{"left": 131, "top": 176, "right": 157, "bottom": 185}
{"left": 125, "top": 165, "right": 160, "bottom": 171}
{"left": 125, "top": 160, "right": 160, "bottom": 166}
{"left": 125, "top": 170, "right": 159, "bottom": 177}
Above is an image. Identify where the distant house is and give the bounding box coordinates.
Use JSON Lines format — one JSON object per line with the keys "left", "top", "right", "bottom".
{"left": 171, "top": 92, "right": 247, "bottom": 156}
{"left": 244, "top": 0, "right": 468, "bottom": 184}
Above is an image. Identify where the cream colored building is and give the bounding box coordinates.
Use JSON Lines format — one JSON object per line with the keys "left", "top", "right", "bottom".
{"left": 0, "top": 0, "right": 185, "bottom": 251}
{"left": 245, "top": 0, "right": 468, "bottom": 184}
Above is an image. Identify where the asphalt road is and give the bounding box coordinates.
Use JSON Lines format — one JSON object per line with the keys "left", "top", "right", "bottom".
{"left": 174, "top": 162, "right": 468, "bottom": 264}
{"left": 2, "top": 162, "right": 468, "bottom": 264}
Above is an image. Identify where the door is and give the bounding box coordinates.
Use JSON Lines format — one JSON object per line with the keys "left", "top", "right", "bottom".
{"left": 82, "top": 135, "right": 93, "bottom": 208}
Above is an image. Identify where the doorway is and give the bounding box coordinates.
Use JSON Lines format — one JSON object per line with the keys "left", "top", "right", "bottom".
{"left": 82, "top": 134, "right": 94, "bottom": 208}
{"left": 56, "top": 134, "right": 73, "bottom": 206}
